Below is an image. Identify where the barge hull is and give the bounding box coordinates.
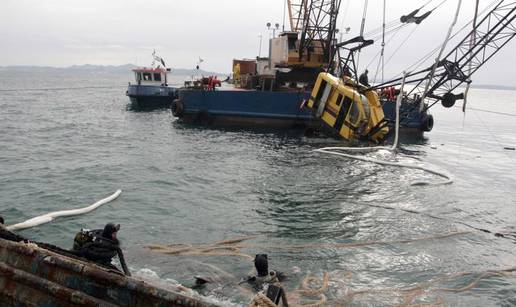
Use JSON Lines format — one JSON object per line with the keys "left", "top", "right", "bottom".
{"left": 176, "top": 89, "right": 432, "bottom": 133}
{"left": 177, "top": 89, "right": 313, "bottom": 127}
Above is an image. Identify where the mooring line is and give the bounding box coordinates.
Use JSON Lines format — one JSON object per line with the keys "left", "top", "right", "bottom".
{"left": 360, "top": 203, "right": 516, "bottom": 241}
{"left": 0, "top": 86, "right": 127, "bottom": 92}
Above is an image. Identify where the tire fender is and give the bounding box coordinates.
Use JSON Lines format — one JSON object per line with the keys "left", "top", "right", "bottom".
{"left": 171, "top": 99, "right": 184, "bottom": 117}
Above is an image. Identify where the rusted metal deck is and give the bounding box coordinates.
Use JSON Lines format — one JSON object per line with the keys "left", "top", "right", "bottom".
{"left": 0, "top": 226, "right": 220, "bottom": 307}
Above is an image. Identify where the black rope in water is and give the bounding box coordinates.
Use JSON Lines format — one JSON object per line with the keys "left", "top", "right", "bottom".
{"left": 362, "top": 203, "right": 516, "bottom": 241}
{"left": 456, "top": 105, "right": 516, "bottom": 117}
{"left": 0, "top": 86, "right": 127, "bottom": 92}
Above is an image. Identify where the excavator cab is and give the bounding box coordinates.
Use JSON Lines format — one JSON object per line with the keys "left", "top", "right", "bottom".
{"left": 307, "top": 73, "right": 389, "bottom": 143}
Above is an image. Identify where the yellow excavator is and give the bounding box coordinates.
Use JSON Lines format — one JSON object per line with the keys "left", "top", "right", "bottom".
{"left": 284, "top": 1, "right": 389, "bottom": 143}
{"left": 306, "top": 72, "right": 389, "bottom": 143}
{"left": 303, "top": 0, "right": 516, "bottom": 144}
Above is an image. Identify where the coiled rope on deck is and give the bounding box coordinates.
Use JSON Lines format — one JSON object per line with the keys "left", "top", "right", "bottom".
{"left": 6, "top": 189, "right": 122, "bottom": 231}
{"left": 344, "top": 266, "right": 516, "bottom": 305}
{"left": 250, "top": 292, "right": 280, "bottom": 307}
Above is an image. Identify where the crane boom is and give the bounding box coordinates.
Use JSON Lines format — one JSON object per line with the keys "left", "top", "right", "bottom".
{"left": 369, "top": 0, "right": 516, "bottom": 108}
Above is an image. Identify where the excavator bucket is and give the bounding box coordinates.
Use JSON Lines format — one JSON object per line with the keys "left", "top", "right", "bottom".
{"left": 307, "top": 72, "right": 389, "bottom": 142}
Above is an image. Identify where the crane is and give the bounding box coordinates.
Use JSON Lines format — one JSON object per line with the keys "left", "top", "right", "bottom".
{"left": 306, "top": 0, "right": 516, "bottom": 142}
{"left": 286, "top": 0, "right": 341, "bottom": 66}
{"left": 368, "top": 0, "right": 516, "bottom": 110}
{"left": 269, "top": 0, "right": 342, "bottom": 86}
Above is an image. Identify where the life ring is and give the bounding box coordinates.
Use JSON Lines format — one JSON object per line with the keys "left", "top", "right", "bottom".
{"left": 171, "top": 99, "right": 184, "bottom": 117}
{"left": 420, "top": 114, "right": 434, "bottom": 132}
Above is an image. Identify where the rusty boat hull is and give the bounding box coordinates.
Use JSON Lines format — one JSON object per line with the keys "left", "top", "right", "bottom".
{"left": 0, "top": 226, "right": 219, "bottom": 307}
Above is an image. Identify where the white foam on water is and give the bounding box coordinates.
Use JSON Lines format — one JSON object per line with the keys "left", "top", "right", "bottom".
{"left": 133, "top": 267, "right": 243, "bottom": 306}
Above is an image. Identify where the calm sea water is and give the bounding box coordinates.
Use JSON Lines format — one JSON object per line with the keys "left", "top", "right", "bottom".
{"left": 1, "top": 70, "right": 515, "bottom": 306}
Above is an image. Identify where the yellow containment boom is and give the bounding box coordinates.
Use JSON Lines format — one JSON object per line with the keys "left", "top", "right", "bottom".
{"left": 307, "top": 73, "right": 389, "bottom": 143}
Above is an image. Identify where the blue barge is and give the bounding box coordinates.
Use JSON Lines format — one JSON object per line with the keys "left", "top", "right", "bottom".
{"left": 173, "top": 87, "right": 433, "bottom": 134}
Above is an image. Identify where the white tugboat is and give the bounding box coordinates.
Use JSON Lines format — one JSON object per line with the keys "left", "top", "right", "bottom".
{"left": 126, "top": 51, "right": 178, "bottom": 109}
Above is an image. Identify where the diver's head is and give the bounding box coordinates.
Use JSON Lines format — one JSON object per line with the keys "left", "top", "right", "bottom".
{"left": 0, "top": 216, "right": 4, "bottom": 224}
{"left": 254, "top": 254, "right": 269, "bottom": 277}
{"left": 102, "top": 223, "right": 120, "bottom": 240}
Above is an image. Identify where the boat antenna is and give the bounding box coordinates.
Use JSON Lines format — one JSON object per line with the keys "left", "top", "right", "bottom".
{"left": 152, "top": 50, "right": 166, "bottom": 68}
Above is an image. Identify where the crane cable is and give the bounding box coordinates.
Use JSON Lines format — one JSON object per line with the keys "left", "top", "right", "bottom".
{"left": 359, "top": 0, "right": 369, "bottom": 37}
{"left": 364, "top": 0, "right": 448, "bottom": 39}
{"left": 315, "top": 73, "right": 453, "bottom": 186}
{"left": 368, "top": 0, "right": 451, "bottom": 82}
{"left": 356, "top": 0, "right": 369, "bottom": 69}
{"left": 381, "top": 0, "right": 387, "bottom": 83}
{"left": 463, "top": 0, "right": 480, "bottom": 113}
{"left": 372, "top": 0, "right": 390, "bottom": 84}
{"left": 339, "top": 0, "right": 351, "bottom": 41}
{"left": 366, "top": 25, "right": 404, "bottom": 72}
{"left": 389, "top": 0, "right": 498, "bottom": 81}
{"left": 420, "top": 0, "right": 463, "bottom": 111}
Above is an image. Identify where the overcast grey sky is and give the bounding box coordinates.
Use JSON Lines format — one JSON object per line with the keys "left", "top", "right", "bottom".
{"left": 2, "top": 0, "right": 515, "bottom": 85}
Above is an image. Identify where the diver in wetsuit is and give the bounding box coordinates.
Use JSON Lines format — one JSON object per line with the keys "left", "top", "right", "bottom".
{"left": 245, "top": 254, "right": 289, "bottom": 306}
{"left": 78, "top": 223, "right": 131, "bottom": 276}
{"left": 246, "top": 254, "right": 286, "bottom": 291}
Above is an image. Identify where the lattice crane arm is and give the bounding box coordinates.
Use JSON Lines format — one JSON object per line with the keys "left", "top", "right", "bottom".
{"left": 368, "top": 0, "right": 516, "bottom": 107}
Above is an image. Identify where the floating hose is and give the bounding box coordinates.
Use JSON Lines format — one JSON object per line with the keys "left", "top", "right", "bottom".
{"left": 315, "top": 73, "right": 453, "bottom": 186}
{"left": 6, "top": 189, "right": 122, "bottom": 231}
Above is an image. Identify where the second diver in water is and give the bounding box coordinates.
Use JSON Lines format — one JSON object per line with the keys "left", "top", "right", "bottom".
{"left": 245, "top": 254, "right": 286, "bottom": 291}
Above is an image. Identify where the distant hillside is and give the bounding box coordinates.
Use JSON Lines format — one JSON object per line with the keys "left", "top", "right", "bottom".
{"left": 470, "top": 83, "right": 516, "bottom": 91}
{"left": 0, "top": 64, "right": 226, "bottom": 76}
